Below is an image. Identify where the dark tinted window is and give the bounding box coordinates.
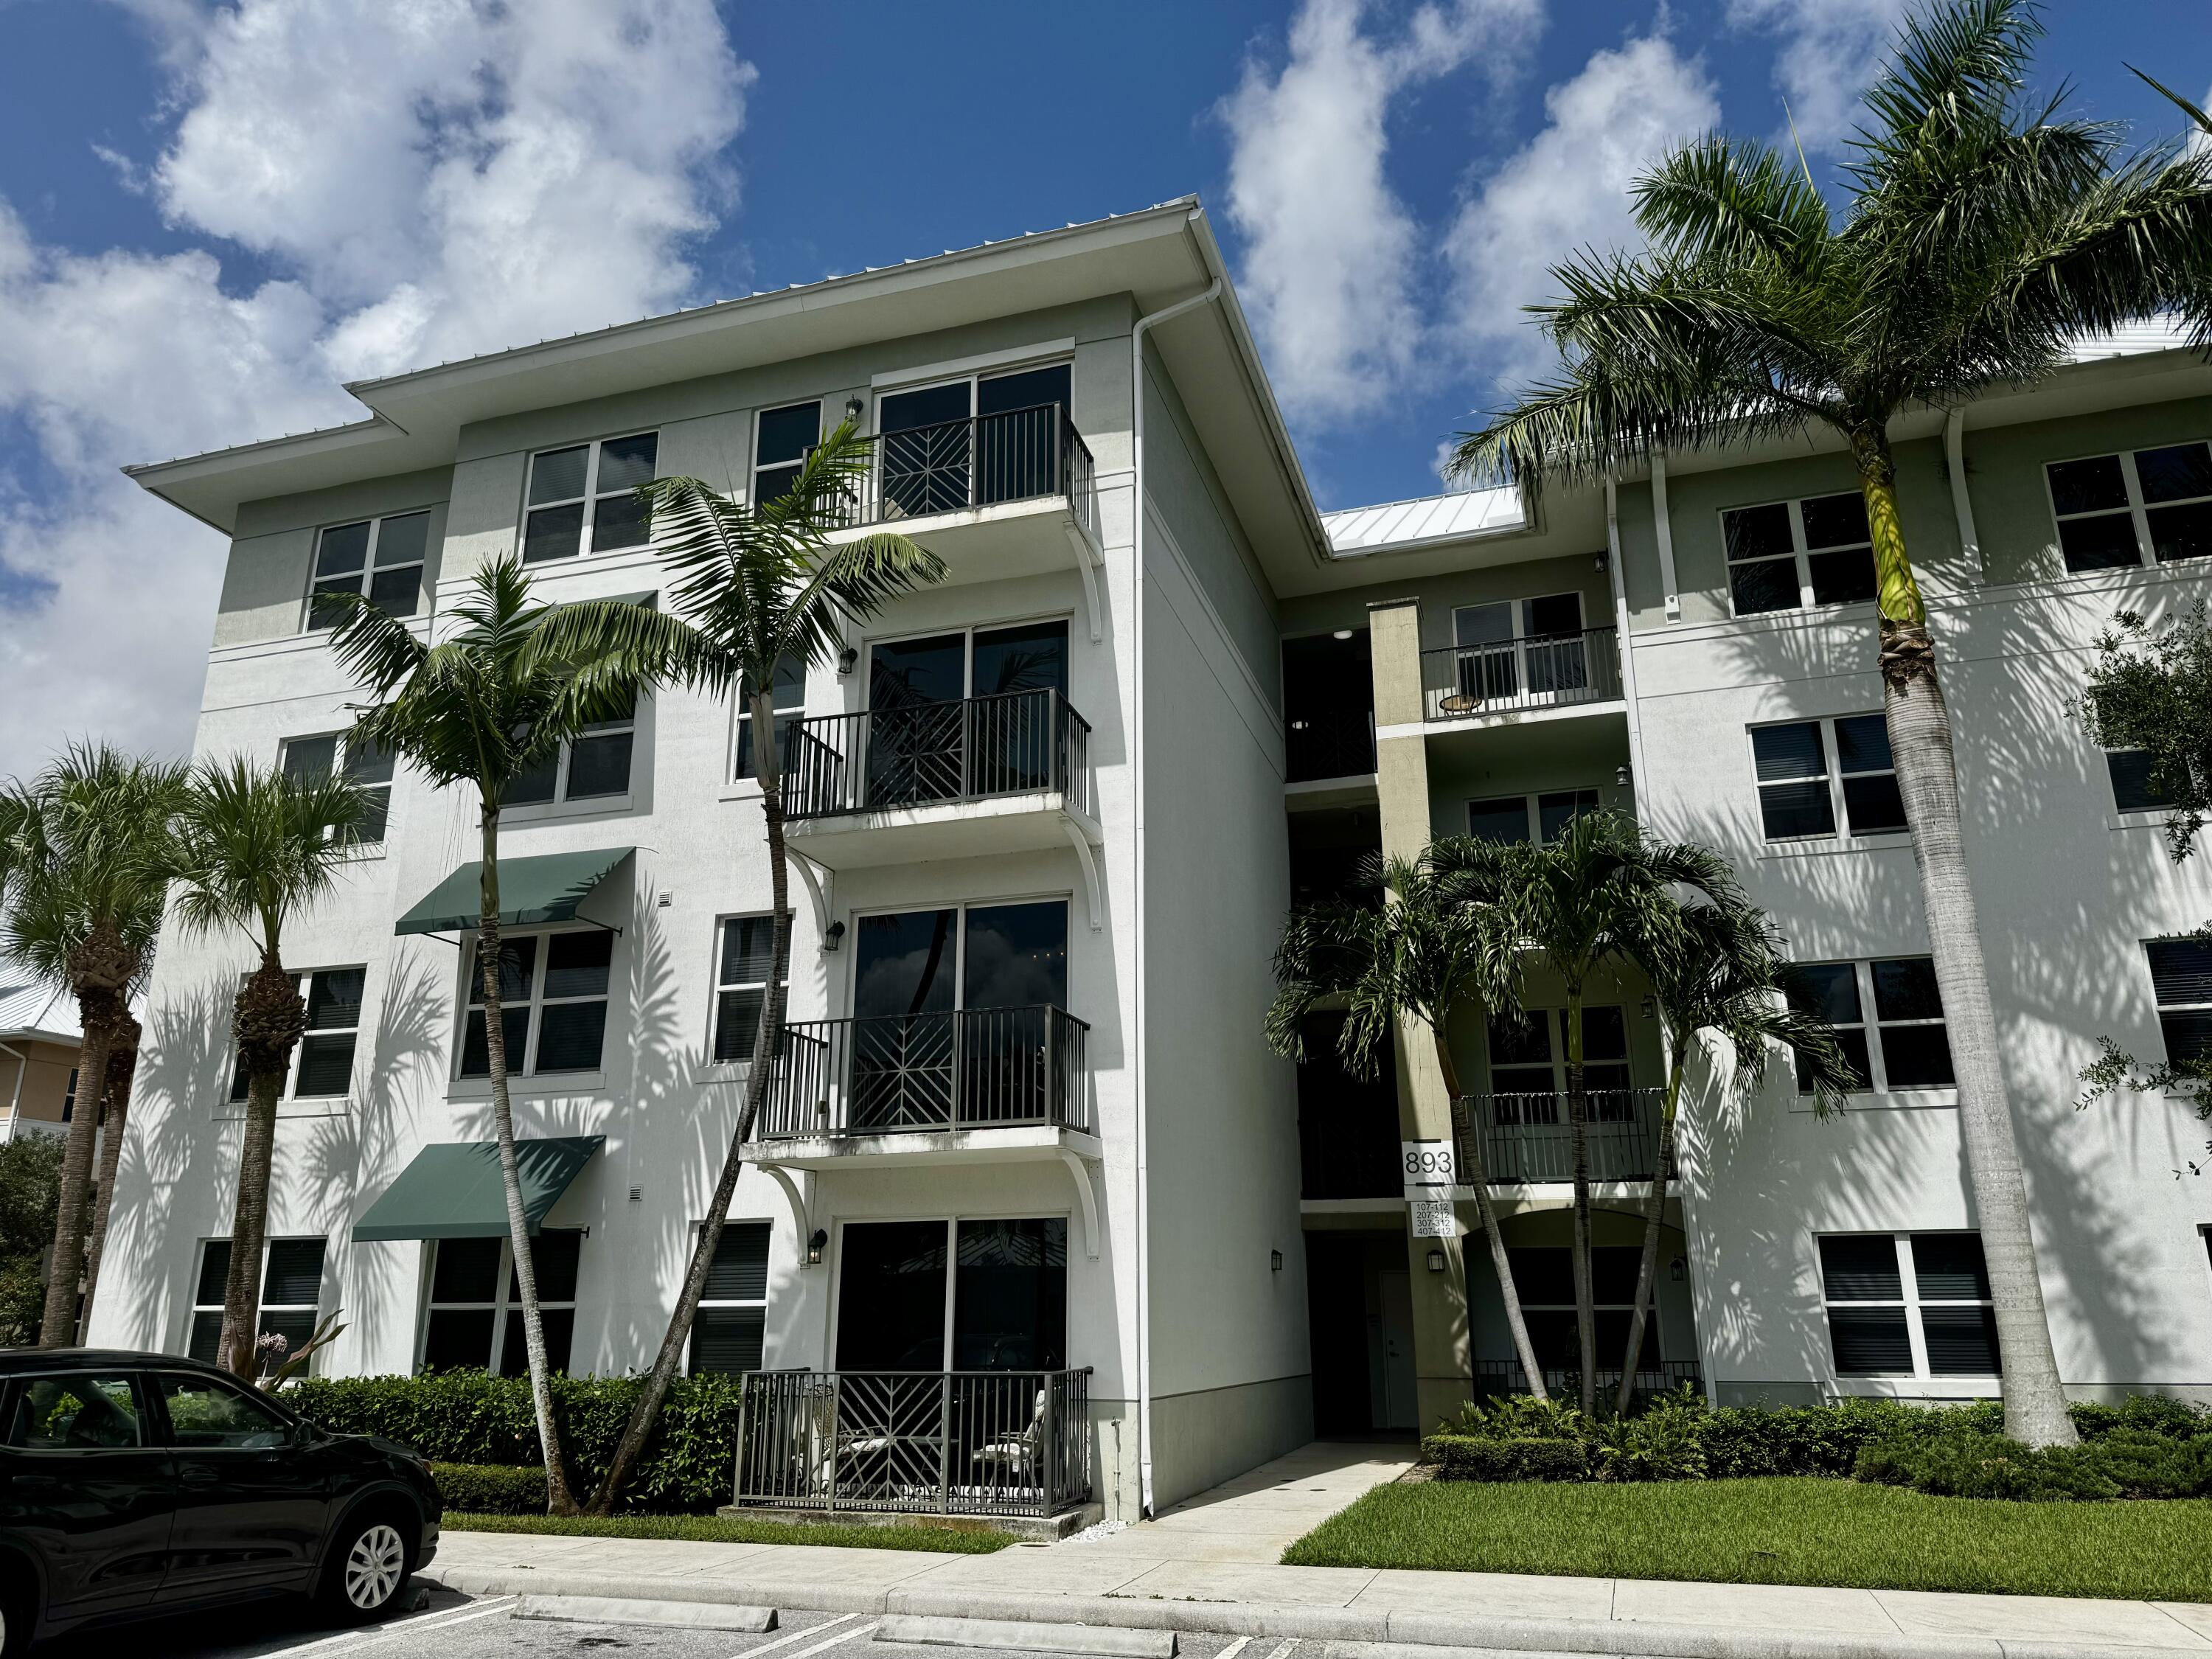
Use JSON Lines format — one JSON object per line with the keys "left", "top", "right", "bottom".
{"left": 7, "top": 1376, "right": 142, "bottom": 1450}
{"left": 1820, "top": 1234, "right": 1901, "bottom": 1300}
{"left": 2048, "top": 454, "right": 2128, "bottom": 515}
{"left": 703, "top": 1222, "right": 771, "bottom": 1301}
{"left": 2107, "top": 751, "right": 2175, "bottom": 813}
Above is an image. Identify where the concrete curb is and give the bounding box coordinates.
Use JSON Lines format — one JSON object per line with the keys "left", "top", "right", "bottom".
{"left": 417, "top": 1568, "right": 2212, "bottom": 1659}
{"left": 878, "top": 1614, "right": 1177, "bottom": 1657}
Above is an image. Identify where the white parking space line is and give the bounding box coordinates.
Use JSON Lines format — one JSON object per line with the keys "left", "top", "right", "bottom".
{"left": 1213, "top": 1638, "right": 1253, "bottom": 1659}
{"left": 751, "top": 1616, "right": 879, "bottom": 1659}
{"left": 270, "top": 1596, "right": 518, "bottom": 1656}
{"left": 1258, "top": 1640, "right": 1298, "bottom": 1659}
{"left": 733, "top": 1611, "right": 863, "bottom": 1659}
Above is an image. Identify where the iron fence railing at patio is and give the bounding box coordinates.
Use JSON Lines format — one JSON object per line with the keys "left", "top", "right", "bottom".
{"left": 759, "top": 1004, "right": 1090, "bottom": 1140}
{"left": 1421, "top": 625, "right": 1621, "bottom": 721}
{"left": 783, "top": 689, "right": 1091, "bottom": 821}
{"left": 1473, "top": 1359, "right": 1703, "bottom": 1403}
{"left": 1284, "top": 707, "right": 1377, "bottom": 782}
{"left": 808, "top": 404, "right": 1095, "bottom": 537}
{"left": 1455, "top": 1089, "right": 1669, "bottom": 1184}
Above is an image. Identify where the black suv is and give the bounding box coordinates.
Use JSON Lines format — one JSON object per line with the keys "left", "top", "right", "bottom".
{"left": 0, "top": 1350, "right": 440, "bottom": 1652}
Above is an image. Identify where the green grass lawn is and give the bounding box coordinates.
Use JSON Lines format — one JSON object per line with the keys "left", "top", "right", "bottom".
{"left": 442, "top": 1511, "right": 1015, "bottom": 1554}
{"left": 1281, "top": 1478, "right": 2212, "bottom": 1601}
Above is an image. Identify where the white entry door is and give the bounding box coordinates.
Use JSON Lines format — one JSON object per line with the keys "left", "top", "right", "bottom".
{"left": 1374, "top": 1270, "right": 1417, "bottom": 1430}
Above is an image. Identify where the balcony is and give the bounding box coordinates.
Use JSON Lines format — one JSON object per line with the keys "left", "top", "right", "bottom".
{"left": 1455, "top": 1088, "right": 1669, "bottom": 1186}
{"left": 731, "top": 1367, "right": 1093, "bottom": 1520}
{"left": 1422, "top": 626, "right": 1623, "bottom": 725}
{"left": 1285, "top": 708, "right": 1377, "bottom": 787}
{"left": 782, "top": 690, "right": 1096, "bottom": 869}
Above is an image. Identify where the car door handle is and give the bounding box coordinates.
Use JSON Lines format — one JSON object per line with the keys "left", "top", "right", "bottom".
{"left": 179, "top": 1466, "right": 220, "bottom": 1487}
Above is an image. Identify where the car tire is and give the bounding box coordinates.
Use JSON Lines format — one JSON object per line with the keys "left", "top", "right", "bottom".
{"left": 319, "top": 1507, "right": 415, "bottom": 1624}
{"left": 0, "top": 1562, "right": 35, "bottom": 1658}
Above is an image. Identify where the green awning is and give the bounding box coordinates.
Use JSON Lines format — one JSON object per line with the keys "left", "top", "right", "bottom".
{"left": 352, "top": 1137, "right": 604, "bottom": 1242}
{"left": 394, "top": 847, "right": 632, "bottom": 936}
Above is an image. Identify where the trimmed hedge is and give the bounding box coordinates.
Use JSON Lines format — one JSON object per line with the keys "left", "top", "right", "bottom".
{"left": 285, "top": 1371, "right": 745, "bottom": 1514}
{"left": 431, "top": 1461, "right": 549, "bottom": 1514}
{"left": 1857, "top": 1428, "right": 2212, "bottom": 1501}
{"left": 1426, "top": 1435, "right": 1590, "bottom": 1481}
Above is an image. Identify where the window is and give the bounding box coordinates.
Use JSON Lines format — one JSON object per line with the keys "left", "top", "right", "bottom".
{"left": 60, "top": 1068, "right": 77, "bottom": 1124}
{"left": 1506, "top": 1247, "right": 1659, "bottom": 1371}
{"left": 188, "top": 1237, "right": 326, "bottom": 1373}
{"left": 735, "top": 655, "right": 806, "bottom": 782}
{"left": 522, "top": 432, "right": 658, "bottom": 563}
{"left": 420, "top": 1231, "right": 580, "bottom": 1375}
{"left": 1820, "top": 1232, "right": 1998, "bottom": 1380}
{"left": 1750, "top": 715, "right": 1905, "bottom": 840}
{"left": 307, "top": 510, "right": 429, "bottom": 629}
{"left": 1722, "top": 493, "right": 1879, "bottom": 616}
{"left": 159, "top": 1371, "right": 291, "bottom": 1448}
{"left": 1787, "top": 957, "right": 1953, "bottom": 1093}
{"left": 754, "top": 402, "right": 820, "bottom": 506}
{"left": 690, "top": 1222, "right": 770, "bottom": 1375}
{"left": 2107, "top": 749, "right": 2177, "bottom": 813}
{"left": 1467, "top": 789, "right": 1600, "bottom": 846}
{"left": 1484, "top": 1005, "right": 1632, "bottom": 1121}
{"left": 2146, "top": 938, "right": 2212, "bottom": 1069}
{"left": 712, "top": 915, "right": 790, "bottom": 1064}
{"left": 835, "top": 1217, "right": 1066, "bottom": 1371}
{"left": 282, "top": 731, "right": 394, "bottom": 843}
{"left": 460, "top": 931, "right": 613, "bottom": 1078}
{"left": 227, "top": 968, "right": 364, "bottom": 1102}
{"left": 876, "top": 364, "right": 1073, "bottom": 518}
{"left": 1447, "top": 594, "right": 1590, "bottom": 706}
{"left": 862, "top": 622, "right": 1071, "bottom": 805}
{"left": 504, "top": 690, "right": 636, "bottom": 808}
{"left": 6, "top": 1374, "right": 142, "bottom": 1450}
{"left": 2047, "top": 442, "right": 2212, "bottom": 572}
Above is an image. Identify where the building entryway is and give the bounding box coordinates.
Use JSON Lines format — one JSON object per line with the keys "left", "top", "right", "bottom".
{"left": 1304, "top": 1230, "right": 1420, "bottom": 1436}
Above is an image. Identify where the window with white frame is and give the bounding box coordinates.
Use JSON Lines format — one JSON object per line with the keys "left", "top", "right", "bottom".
{"left": 690, "top": 1222, "right": 771, "bottom": 1375}
{"left": 307, "top": 510, "right": 430, "bottom": 629}
{"left": 754, "top": 402, "right": 821, "bottom": 506}
{"left": 1787, "top": 957, "right": 1953, "bottom": 1093}
{"left": 504, "top": 690, "right": 637, "bottom": 809}
{"left": 1750, "top": 716, "right": 1905, "bottom": 840}
{"left": 1467, "top": 788, "right": 1600, "bottom": 846}
{"left": 460, "top": 931, "right": 613, "bottom": 1079}
{"left": 712, "top": 914, "right": 790, "bottom": 1064}
{"left": 2107, "top": 748, "right": 2178, "bottom": 813}
{"left": 875, "top": 364, "right": 1072, "bottom": 518}
{"left": 522, "top": 433, "right": 658, "bottom": 564}
{"left": 189, "top": 1237, "right": 327, "bottom": 1372}
{"left": 1721, "top": 493, "right": 1879, "bottom": 616}
{"left": 735, "top": 655, "right": 807, "bottom": 782}
{"left": 1819, "top": 1231, "right": 1998, "bottom": 1380}
{"left": 282, "top": 731, "right": 394, "bottom": 844}
{"left": 1484, "top": 1004, "right": 1633, "bottom": 1121}
{"left": 2046, "top": 441, "right": 2212, "bottom": 573}
{"left": 60, "top": 1068, "right": 77, "bottom": 1124}
{"left": 2146, "top": 938, "right": 2212, "bottom": 1069}
{"left": 420, "top": 1231, "right": 580, "bottom": 1375}
{"left": 227, "top": 968, "right": 365, "bottom": 1102}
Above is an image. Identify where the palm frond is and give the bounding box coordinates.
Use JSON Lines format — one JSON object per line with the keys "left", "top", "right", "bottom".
{"left": 163, "top": 758, "right": 366, "bottom": 956}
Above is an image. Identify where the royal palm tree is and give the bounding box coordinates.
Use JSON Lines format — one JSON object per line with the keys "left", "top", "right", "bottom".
{"left": 1433, "top": 811, "right": 1739, "bottom": 1415}
{"left": 1268, "top": 840, "right": 1551, "bottom": 1399}
{"left": 330, "top": 560, "right": 659, "bottom": 1514}
{"left": 1614, "top": 902, "right": 1856, "bottom": 1415}
{"left": 532, "top": 422, "right": 946, "bottom": 1514}
{"left": 0, "top": 745, "right": 187, "bottom": 1346}
{"left": 1451, "top": 0, "right": 2212, "bottom": 1444}
{"left": 160, "top": 758, "right": 365, "bottom": 1378}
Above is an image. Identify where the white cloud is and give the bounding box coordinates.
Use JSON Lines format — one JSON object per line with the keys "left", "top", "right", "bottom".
{"left": 1220, "top": 0, "right": 1543, "bottom": 424}
{"left": 1725, "top": 0, "right": 1913, "bottom": 152}
{"left": 0, "top": 0, "right": 751, "bottom": 777}
{"left": 1444, "top": 32, "right": 1719, "bottom": 388}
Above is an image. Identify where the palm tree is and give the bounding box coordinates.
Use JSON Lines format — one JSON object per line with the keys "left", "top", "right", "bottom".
{"left": 532, "top": 422, "right": 946, "bottom": 1514}
{"left": 76, "top": 998, "right": 146, "bottom": 1343}
{"left": 1450, "top": 0, "right": 2212, "bottom": 1444}
{"left": 330, "top": 560, "right": 658, "bottom": 1514}
{"left": 1434, "top": 810, "right": 1739, "bottom": 1415}
{"left": 161, "top": 759, "right": 365, "bottom": 1378}
{"left": 1614, "top": 902, "right": 1857, "bottom": 1415}
{"left": 0, "top": 745, "right": 187, "bottom": 1347}
{"left": 1268, "top": 840, "right": 1551, "bottom": 1400}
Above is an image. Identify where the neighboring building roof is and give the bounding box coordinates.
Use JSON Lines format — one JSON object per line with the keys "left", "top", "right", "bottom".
{"left": 1322, "top": 486, "right": 1526, "bottom": 557}
{"left": 0, "top": 982, "right": 77, "bottom": 1046}
{"left": 2069, "top": 319, "right": 2195, "bottom": 361}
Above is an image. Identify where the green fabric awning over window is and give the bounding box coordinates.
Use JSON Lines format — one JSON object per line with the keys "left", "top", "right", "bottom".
{"left": 352, "top": 1137, "right": 604, "bottom": 1242}
{"left": 394, "top": 847, "right": 633, "bottom": 936}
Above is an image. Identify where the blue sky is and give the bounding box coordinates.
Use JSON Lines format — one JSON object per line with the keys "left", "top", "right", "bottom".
{"left": 0, "top": 0, "right": 2208, "bottom": 767}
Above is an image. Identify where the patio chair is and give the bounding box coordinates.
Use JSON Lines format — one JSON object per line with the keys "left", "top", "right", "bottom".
{"left": 970, "top": 1386, "right": 1046, "bottom": 1489}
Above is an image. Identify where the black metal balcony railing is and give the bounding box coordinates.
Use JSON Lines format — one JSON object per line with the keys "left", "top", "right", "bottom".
{"left": 1422, "top": 626, "right": 1621, "bottom": 721}
{"left": 1475, "top": 1359, "right": 1703, "bottom": 1403}
{"left": 1455, "top": 1089, "right": 1669, "bottom": 1184}
{"left": 734, "top": 1367, "right": 1093, "bottom": 1517}
{"left": 821, "top": 404, "right": 1096, "bottom": 538}
{"left": 1285, "top": 708, "right": 1377, "bottom": 783}
{"left": 760, "top": 1005, "right": 1090, "bottom": 1140}
{"left": 784, "top": 690, "right": 1091, "bottom": 821}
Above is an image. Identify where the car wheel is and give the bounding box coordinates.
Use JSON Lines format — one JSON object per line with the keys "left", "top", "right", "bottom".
{"left": 321, "top": 1511, "right": 414, "bottom": 1624}
{"left": 0, "top": 1564, "right": 34, "bottom": 1658}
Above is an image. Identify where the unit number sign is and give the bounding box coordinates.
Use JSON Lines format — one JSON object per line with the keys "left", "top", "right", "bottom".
{"left": 1400, "top": 1140, "right": 1457, "bottom": 1189}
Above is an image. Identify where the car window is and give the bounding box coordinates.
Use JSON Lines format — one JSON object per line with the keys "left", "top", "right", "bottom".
{"left": 159, "top": 1372, "right": 291, "bottom": 1449}
{"left": 6, "top": 1375, "right": 143, "bottom": 1450}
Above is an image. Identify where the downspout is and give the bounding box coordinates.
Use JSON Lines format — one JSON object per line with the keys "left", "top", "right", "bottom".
{"left": 1944, "top": 408, "right": 1984, "bottom": 583}
{"left": 1603, "top": 477, "right": 1649, "bottom": 804}
{"left": 1129, "top": 274, "right": 1221, "bottom": 1520}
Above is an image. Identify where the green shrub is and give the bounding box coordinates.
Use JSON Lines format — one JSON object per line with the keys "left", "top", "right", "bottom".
{"left": 1591, "top": 1390, "right": 1708, "bottom": 1481}
{"left": 1424, "top": 1433, "right": 1590, "bottom": 1481}
{"left": 1443, "top": 1394, "right": 1585, "bottom": 1440}
{"left": 1854, "top": 1427, "right": 2212, "bottom": 1502}
{"left": 431, "top": 1461, "right": 548, "bottom": 1514}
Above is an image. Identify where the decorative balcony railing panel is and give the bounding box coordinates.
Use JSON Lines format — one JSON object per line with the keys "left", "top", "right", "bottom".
{"left": 785, "top": 690, "right": 1091, "bottom": 822}
{"left": 1475, "top": 1359, "right": 1702, "bottom": 1402}
{"left": 734, "top": 1367, "right": 1093, "bottom": 1517}
{"left": 760, "top": 1004, "right": 1089, "bottom": 1141}
{"left": 1422, "top": 626, "right": 1621, "bottom": 721}
{"left": 815, "top": 404, "right": 1096, "bottom": 538}
{"left": 1455, "top": 1088, "right": 1669, "bottom": 1184}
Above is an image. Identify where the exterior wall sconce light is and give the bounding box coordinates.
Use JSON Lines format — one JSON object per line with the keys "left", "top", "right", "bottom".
{"left": 1270, "top": 1250, "right": 1283, "bottom": 1273}
{"left": 844, "top": 396, "right": 865, "bottom": 425}
{"left": 1616, "top": 765, "right": 1632, "bottom": 787}
{"left": 1425, "top": 1248, "right": 1447, "bottom": 1273}
{"left": 1670, "top": 1256, "right": 1687, "bottom": 1282}
{"left": 1594, "top": 549, "right": 1609, "bottom": 571}
{"left": 823, "top": 920, "right": 846, "bottom": 952}
{"left": 807, "top": 1228, "right": 829, "bottom": 1265}
{"left": 1332, "top": 628, "right": 1354, "bottom": 641}
{"left": 837, "top": 644, "right": 859, "bottom": 675}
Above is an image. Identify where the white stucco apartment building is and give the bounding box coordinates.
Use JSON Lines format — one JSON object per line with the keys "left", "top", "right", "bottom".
{"left": 93, "top": 197, "right": 2212, "bottom": 1522}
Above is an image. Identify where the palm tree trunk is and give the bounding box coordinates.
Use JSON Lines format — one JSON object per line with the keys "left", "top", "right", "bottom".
{"left": 219, "top": 953, "right": 307, "bottom": 1378}
{"left": 40, "top": 992, "right": 116, "bottom": 1348}
{"left": 1857, "top": 427, "right": 2074, "bottom": 1448}
{"left": 587, "top": 687, "right": 789, "bottom": 1514}
{"left": 1435, "top": 1034, "right": 1546, "bottom": 1401}
{"left": 477, "top": 801, "right": 580, "bottom": 1513}
{"left": 1563, "top": 994, "right": 1597, "bottom": 1414}
{"left": 1615, "top": 1050, "right": 1683, "bottom": 1418}
{"left": 77, "top": 1015, "right": 140, "bottom": 1342}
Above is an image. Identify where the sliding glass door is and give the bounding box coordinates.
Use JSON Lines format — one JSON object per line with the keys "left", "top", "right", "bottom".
{"left": 835, "top": 1218, "right": 1067, "bottom": 1373}
{"left": 865, "top": 623, "right": 1069, "bottom": 810}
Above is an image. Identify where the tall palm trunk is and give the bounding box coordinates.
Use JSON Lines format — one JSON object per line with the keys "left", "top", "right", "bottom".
{"left": 220, "top": 953, "right": 305, "bottom": 1377}
{"left": 587, "top": 687, "right": 790, "bottom": 1514}
{"left": 42, "top": 919, "right": 133, "bottom": 1348}
{"left": 1615, "top": 1045, "right": 1685, "bottom": 1417}
{"left": 1436, "top": 1034, "right": 1547, "bottom": 1401}
{"left": 1563, "top": 992, "right": 1597, "bottom": 1414}
{"left": 477, "top": 801, "right": 581, "bottom": 1512}
{"left": 77, "top": 1013, "right": 141, "bottom": 1342}
{"left": 1856, "top": 428, "right": 2074, "bottom": 1448}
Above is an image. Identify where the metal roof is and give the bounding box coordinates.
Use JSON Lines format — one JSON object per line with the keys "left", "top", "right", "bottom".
{"left": 1322, "top": 485, "right": 1527, "bottom": 557}
{"left": 0, "top": 982, "right": 77, "bottom": 1044}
